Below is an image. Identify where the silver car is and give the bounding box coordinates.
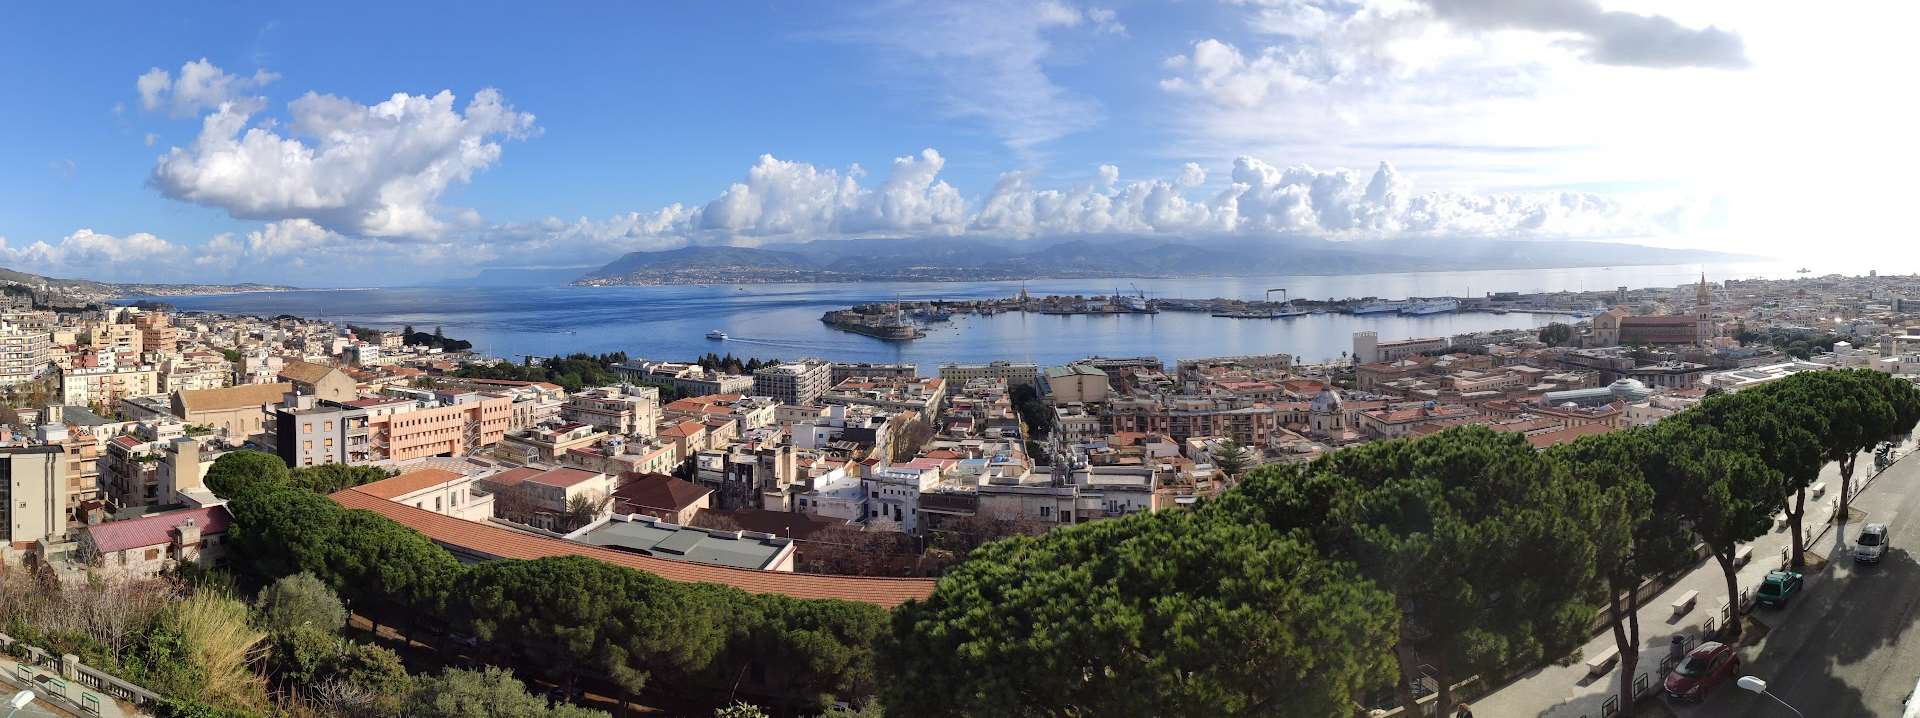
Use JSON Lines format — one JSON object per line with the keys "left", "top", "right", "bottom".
{"left": 1856, "top": 523, "right": 1891, "bottom": 564}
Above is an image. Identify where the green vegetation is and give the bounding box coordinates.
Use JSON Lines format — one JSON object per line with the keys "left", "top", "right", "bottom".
{"left": 1208, "top": 437, "right": 1252, "bottom": 478}
{"left": 207, "top": 450, "right": 886, "bottom": 713}
{"left": 1009, "top": 383, "right": 1054, "bottom": 441}
{"left": 288, "top": 462, "right": 397, "bottom": 494}
{"left": 1537, "top": 321, "right": 1575, "bottom": 347}
{"left": 452, "top": 352, "right": 629, "bottom": 392}
{"left": 695, "top": 352, "right": 778, "bottom": 375}
{"left": 131, "top": 368, "right": 1919, "bottom": 718}
{"left": 1736, "top": 327, "right": 1845, "bottom": 359}
{"left": 886, "top": 510, "right": 1395, "bottom": 717}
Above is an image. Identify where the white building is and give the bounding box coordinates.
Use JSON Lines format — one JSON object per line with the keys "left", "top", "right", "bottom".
{"left": 753, "top": 360, "right": 832, "bottom": 406}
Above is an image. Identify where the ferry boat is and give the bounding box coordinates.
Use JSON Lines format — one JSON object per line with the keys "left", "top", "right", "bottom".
{"left": 1350, "top": 301, "right": 1405, "bottom": 314}
{"left": 705, "top": 330, "right": 728, "bottom": 340}
{"left": 1399, "top": 299, "right": 1460, "bottom": 316}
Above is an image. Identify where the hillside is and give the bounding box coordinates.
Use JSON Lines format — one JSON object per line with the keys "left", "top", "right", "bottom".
{"left": 576, "top": 236, "right": 1753, "bottom": 285}
{"left": 0, "top": 266, "right": 295, "bottom": 305}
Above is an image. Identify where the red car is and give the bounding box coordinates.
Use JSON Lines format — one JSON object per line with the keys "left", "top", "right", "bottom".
{"left": 1664, "top": 641, "right": 1741, "bottom": 702}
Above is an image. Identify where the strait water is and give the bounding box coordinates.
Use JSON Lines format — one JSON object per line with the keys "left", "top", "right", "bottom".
{"left": 142, "top": 262, "right": 1803, "bottom": 370}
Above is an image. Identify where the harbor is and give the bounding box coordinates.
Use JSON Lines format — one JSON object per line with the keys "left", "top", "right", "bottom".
{"left": 818, "top": 288, "right": 1592, "bottom": 340}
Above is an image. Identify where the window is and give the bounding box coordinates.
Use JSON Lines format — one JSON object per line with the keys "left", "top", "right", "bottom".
{"left": 144, "top": 548, "right": 160, "bottom": 561}
{"left": 302, "top": 424, "right": 311, "bottom": 433}
{"left": 303, "top": 441, "right": 312, "bottom": 450}
{"left": 324, "top": 439, "right": 334, "bottom": 448}
{"left": 434, "top": 497, "right": 443, "bottom": 511}
{"left": 324, "top": 421, "right": 333, "bottom": 431}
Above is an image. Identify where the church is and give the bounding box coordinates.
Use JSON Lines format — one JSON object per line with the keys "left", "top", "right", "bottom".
{"left": 1590, "top": 275, "right": 1715, "bottom": 347}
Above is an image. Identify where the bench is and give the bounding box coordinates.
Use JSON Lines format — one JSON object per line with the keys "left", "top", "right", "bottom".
{"left": 1811, "top": 482, "right": 1827, "bottom": 499}
{"left": 1736, "top": 546, "right": 1754, "bottom": 567}
{"left": 1672, "top": 590, "right": 1699, "bottom": 616}
{"left": 1586, "top": 644, "right": 1621, "bottom": 677}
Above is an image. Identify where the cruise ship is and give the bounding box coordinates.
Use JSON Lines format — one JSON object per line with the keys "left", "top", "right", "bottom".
{"left": 1350, "top": 301, "right": 1405, "bottom": 314}
{"left": 1399, "top": 299, "right": 1460, "bottom": 316}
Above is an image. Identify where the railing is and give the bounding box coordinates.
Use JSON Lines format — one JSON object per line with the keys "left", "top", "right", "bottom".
{"left": 0, "top": 632, "right": 163, "bottom": 711}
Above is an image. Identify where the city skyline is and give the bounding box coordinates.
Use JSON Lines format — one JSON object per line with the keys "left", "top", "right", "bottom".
{"left": 2, "top": 1, "right": 1907, "bottom": 286}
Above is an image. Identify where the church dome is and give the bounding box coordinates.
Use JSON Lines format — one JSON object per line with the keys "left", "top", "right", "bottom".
{"left": 1311, "top": 386, "right": 1344, "bottom": 413}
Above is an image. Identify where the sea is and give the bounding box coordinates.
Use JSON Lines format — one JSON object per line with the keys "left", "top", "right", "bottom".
{"left": 137, "top": 262, "right": 1811, "bottom": 371}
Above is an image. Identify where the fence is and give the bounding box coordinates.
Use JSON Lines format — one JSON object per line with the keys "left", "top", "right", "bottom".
{"left": 0, "top": 632, "right": 161, "bottom": 713}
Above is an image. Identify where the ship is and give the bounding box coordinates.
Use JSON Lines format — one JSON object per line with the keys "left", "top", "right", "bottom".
{"left": 1350, "top": 301, "right": 1405, "bottom": 314}
{"left": 1797, "top": 267, "right": 1811, "bottom": 273}
{"left": 1399, "top": 299, "right": 1460, "bottom": 315}
{"left": 705, "top": 330, "right": 727, "bottom": 340}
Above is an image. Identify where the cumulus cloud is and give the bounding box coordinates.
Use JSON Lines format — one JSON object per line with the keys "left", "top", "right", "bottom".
{"left": 0, "top": 229, "right": 189, "bottom": 280}
{"left": 150, "top": 85, "right": 537, "bottom": 239}
{"left": 137, "top": 58, "right": 280, "bottom": 117}
{"left": 1421, "top": 0, "right": 1748, "bottom": 69}
{"left": 480, "top": 151, "right": 1674, "bottom": 268}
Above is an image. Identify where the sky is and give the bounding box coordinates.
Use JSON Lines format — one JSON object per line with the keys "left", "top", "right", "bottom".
{"left": 0, "top": 0, "right": 1912, "bottom": 286}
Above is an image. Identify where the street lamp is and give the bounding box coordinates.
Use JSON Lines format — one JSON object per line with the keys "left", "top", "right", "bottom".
{"left": 5, "top": 690, "right": 34, "bottom": 718}
{"left": 1738, "top": 676, "right": 1806, "bottom": 718}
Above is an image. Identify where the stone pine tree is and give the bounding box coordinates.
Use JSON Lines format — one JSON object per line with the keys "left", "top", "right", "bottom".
{"left": 883, "top": 509, "right": 1397, "bottom": 718}
{"left": 1551, "top": 429, "right": 1692, "bottom": 717}
{"left": 1643, "top": 417, "right": 1779, "bottom": 641}
{"left": 1717, "top": 379, "right": 1830, "bottom": 569}
{"left": 1230, "top": 426, "right": 1598, "bottom": 717}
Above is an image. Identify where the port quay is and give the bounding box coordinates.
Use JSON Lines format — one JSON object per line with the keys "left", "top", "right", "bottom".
{"left": 820, "top": 289, "right": 1592, "bottom": 341}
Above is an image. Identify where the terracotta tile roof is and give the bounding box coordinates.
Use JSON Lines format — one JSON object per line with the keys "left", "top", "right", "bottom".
{"left": 528, "top": 467, "right": 603, "bottom": 488}
{"left": 86, "top": 506, "right": 231, "bottom": 553}
{"left": 485, "top": 466, "right": 545, "bottom": 488}
{"left": 354, "top": 469, "right": 465, "bottom": 500}
{"left": 1526, "top": 423, "right": 1616, "bottom": 449}
{"left": 330, "top": 489, "right": 933, "bottom": 607}
{"left": 611, "top": 474, "right": 712, "bottom": 513}
{"left": 278, "top": 359, "right": 342, "bottom": 386}
{"left": 178, "top": 382, "right": 293, "bottom": 414}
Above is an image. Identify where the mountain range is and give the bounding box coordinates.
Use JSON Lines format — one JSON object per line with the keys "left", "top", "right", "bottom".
{"left": 572, "top": 236, "right": 1753, "bottom": 286}
{"left": 0, "top": 267, "right": 294, "bottom": 305}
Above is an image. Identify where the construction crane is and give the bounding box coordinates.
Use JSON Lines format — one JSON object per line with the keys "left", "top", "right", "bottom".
{"left": 1265, "top": 288, "right": 1288, "bottom": 318}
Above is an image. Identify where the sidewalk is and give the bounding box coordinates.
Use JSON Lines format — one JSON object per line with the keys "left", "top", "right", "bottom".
{"left": 0, "top": 652, "right": 145, "bottom": 718}
{"left": 1471, "top": 445, "right": 1906, "bottom": 718}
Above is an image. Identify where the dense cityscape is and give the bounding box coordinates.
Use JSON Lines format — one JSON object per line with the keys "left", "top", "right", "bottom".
{"left": 7, "top": 1, "right": 1916, "bottom": 717}
{"left": 0, "top": 268, "right": 1914, "bottom": 716}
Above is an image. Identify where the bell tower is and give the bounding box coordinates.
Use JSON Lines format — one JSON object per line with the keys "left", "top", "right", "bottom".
{"left": 1695, "top": 273, "right": 1713, "bottom": 345}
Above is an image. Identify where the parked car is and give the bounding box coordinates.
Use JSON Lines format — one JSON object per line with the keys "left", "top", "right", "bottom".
{"left": 1856, "top": 523, "right": 1891, "bottom": 564}
{"left": 1665, "top": 641, "right": 1741, "bottom": 703}
{"left": 1756, "top": 570, "right": 1804, "bottom": 608}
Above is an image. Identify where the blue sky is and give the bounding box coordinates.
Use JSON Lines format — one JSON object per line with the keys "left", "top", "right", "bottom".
{"left": 0, "top": 1, "right": 1906, "bottom": 285}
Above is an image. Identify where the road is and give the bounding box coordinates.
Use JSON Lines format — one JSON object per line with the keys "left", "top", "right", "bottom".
{"left": 1686, "top": 451, "right": 1920, "bottom": 718}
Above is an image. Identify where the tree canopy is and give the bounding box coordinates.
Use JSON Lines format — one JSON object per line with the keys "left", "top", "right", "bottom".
{"left": 885, "top": 509, "right": 1396, "bottom": 718}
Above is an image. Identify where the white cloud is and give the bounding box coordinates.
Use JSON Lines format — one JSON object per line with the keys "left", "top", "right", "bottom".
{"left": 0, "top": 229, "right": 189, "bottom": 280}
{"left": 833, "top": 0, "right": 1121, "bottom": 158}
{"left": 137, "top": 58, "right": 279, "bottom": 117}
{"left": 477, "top": 151, "right": 1685, "bottom": 268}
{"left": 1157, "top": 1, "right": 1755, "bottom": 192}
{"left": 143, "top": 133, "right": 158, "bottom": 147}
{"left": 150, "top": 86, "right": 537, "bottom": 239}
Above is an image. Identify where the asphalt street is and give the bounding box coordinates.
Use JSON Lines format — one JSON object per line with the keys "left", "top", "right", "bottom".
{"left": 1685, "top": 453, "right": 1920, "bottom": 718}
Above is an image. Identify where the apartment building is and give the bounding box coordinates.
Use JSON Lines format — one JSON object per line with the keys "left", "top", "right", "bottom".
{"left": 753, "top": 359, "right": 832, "bottom": 406}
{"left": 87, "top": 322, "right": 143, "bottom": 357}
{"left": 1, "top": 446, "right": 66, "bottom": 549}
{"left": 938, "top": 361, "right": 1039, "bottom": 389}
{"left": 104, "top": 434, "right": 165, "bottom": 508}
{"left": 497, "top": 423, "right": 606, "bottom": 465}
{"left": 561, "top": 385, "right": 661, "bottom": 436}
{"left": 1043, "top": 364, "right": 1109, "bottom": 404}
{"left": 611, "top": 360, "right": 755, "bottom": 396}
{"left": 59, "top": 364, "right": 160, "bottom": 405}
{"left": 349, "top": 468, "right": 494, "bottom": 522}
{"left": 0, "top": 321, "right": 51, "bottom": 387}
{"left": 162, "top": 351, "right": 232, "bottom": 392}
{"left": 133, "top": 310, "right": 179, "bottom": 353}
{"left": 829, "top": 362, "right": 918, "bottom": 384}
{"left": 368, "top": 392, "right": 512, "bottom": 462}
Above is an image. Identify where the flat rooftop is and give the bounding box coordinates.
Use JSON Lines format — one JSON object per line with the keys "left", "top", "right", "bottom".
{"left": 575, "top": 515, "right": 792, "bottom": 570}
